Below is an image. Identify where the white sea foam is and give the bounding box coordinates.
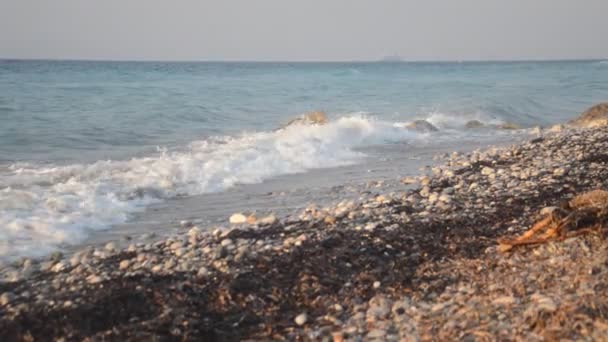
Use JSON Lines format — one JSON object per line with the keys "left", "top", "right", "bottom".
{"left": 423, "top": 110, "right": 505, "bottom": 129}
{"left": 393, "top": 110, "right": 505, "bottom": 130}
{"left": 0, "top": 114, "right": 421, "bottom": 260}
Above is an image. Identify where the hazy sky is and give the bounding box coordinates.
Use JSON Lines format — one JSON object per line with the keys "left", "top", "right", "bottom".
{"left": 1, "top": 0, "right": 607, "bottom": 61}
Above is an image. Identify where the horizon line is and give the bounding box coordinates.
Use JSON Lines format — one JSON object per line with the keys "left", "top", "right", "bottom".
{"left": 0, "top": 57, "right": 606, "bottom": 64}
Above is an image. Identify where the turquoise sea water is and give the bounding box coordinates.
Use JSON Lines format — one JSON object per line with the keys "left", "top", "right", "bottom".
{"left": 1, "top": 59, "right": 607, "bottom": 259}
{"left": 2, "top": 60, "right": 607, "bottom": 162}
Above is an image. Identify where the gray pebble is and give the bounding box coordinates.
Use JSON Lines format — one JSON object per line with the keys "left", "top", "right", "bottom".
{"left": 197, "top": 267, "right": 209, "bottom": 277}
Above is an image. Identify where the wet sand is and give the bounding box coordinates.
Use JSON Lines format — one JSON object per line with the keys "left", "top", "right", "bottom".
{"left": 1, "top": 126, "right": 608, "bottom": 340}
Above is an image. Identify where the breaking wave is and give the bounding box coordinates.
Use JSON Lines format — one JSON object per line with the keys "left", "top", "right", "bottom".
{"left": 0, "top": 114, "right": 423, "bottom": 259}
{"left": 0, "top": 109, "right": 525, "bottom": 259}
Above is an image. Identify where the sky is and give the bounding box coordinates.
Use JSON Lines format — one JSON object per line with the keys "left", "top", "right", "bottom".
{"left": 1, "top": 0, "right": 607, "bottom": 61}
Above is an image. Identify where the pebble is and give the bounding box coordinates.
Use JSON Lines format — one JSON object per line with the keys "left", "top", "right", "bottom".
{"left": 332, "top": 332, "right": 345, "bottom": 342}
{"left": 431, "top": 302, "right": 450, "bottom": 313}
{"left": 197, "top": 267, "right": 209, "bottom": 277}
{"left": 86, "top": 275, "right": 104, "bottom": 284}
{"left": 220, "top": 239, "right": 234, "bottom": 247}
{"left": 49, "top": 251, "right": 63, "bottom": 262}
{"left": 119, "top": 260, "right": 131, "bottom": 270}
{"left": 553, "top": 168, "right": 566, "bottom": 177}
{"left": 214, "top": 247, "right": 228, "bottom": 259}
{"left": 93, "top": 250, "right": 108, "bottom": 259}
{"left": 51, "top": 261, "right": 68, "bottom": 273}
{"left": 438, "top": 194, "right": 451, "bottom": 203}
{"left": 366, "top": 329, "right": 387, "bottom": 339}
{"left": 420, "top": 176, "right": 431, "bottom": 186}
{"left": 180, "top": 220, "right": 194, "bottom": 228}
{"left": 481, "top": 167, "right": 495, "bottom": 176}
{"left": 294, "top": 313, "right": 308, "bottom": 326}
{"left": 0, "top": 292, "right": 15, "bottom": 306}
{"left": 539, "top": 206, "right": 558, "bottom": 216}
{"left": 164, "top": 259, "right": 176, "bottom": 270}
{"left": 367, "top": 295, "right": 391, "bottom": 322}
{"left": 532, "top": 295, "right": 557, "bottom": 313}
{"left": 105, "top": 242, "right": 117, "bottom": 252}
{"left": 187, "top": 226, "right": 201, "bottom": 237}
{"left": 229, "top": 213, "right": 248, "bottom": 224}
{"left": 420, "top": 187, "right": 430, "bottom": 197}
{"left": 169, "top": 242, "right": 183, "bottom": 251}
{"left": 174, "top": 248, "right": 187, "bottom": 257}
{"left": 401, "top": 176, "right": 417, "bottom": 184}
{"left": 324, "top": 216, "right": 337, "bottom": 225}
{"left": 39, "top": 261, "right": 56, "bottom": 272}
{"left": 258, "top": 214, "right": 277, "bottom": 225}
{"left": 492, "top": 296, "right": 517, "bottom": 306}
{"left": 179, "top": 262, "right": 192, "bottom": 272}
{"left": 69, "top": 254, "right": 82, "bottom": 267}
{"left": 364, "top": 222, "right": 377, "bottom": 231}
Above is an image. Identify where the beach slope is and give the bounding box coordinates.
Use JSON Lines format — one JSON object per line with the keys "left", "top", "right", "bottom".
{"left": 2, "top": 124, "right": 608, "bottom": 340}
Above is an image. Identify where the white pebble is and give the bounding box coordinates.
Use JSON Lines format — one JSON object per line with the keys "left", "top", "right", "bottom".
{"left": 553, "top": 168, "right": 566, "bottom": 177}
{"left": 540, "top": 206, "right": 558, "bottom": 216}
{"left": 229, "top": 213, "right": 247, "bottom": 224}
{"left": 294, "top": 313, "right": 308, "bottom": 325}
{"left": 220, "top": 239, "right": 234, "bottom": 247}
{"left": 52, "top": 261, "right": 68, "bottom": 273}
{"left": 481, "top": 167, "right": 495, "bottom": 176}
{"left": 86, "top": 275, "right": 104, "bottom": 284}
{"left": 104, "top": 242, "right": 117, "bottom": 252}
{"left": 187, "top": 226, "right": 201, "bottom": 237}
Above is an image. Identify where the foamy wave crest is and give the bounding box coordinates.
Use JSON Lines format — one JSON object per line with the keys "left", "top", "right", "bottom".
{"left": 0, "top": 115, "right": 416, "bottom": 259}
{"left": 392, "top": 110, "right": 507, "bottom": 131}
{"left": 423, "top": 110, "right": 505, "bottom": 129}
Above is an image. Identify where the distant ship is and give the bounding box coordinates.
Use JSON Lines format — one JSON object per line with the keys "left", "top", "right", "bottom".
{"left": 380, "top": 54, "right": 403, "bottom": 62}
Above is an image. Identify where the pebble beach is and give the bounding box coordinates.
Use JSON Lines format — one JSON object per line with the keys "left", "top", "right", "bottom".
{"left": 2, "top": 116, "right": 608, "bottom": 340}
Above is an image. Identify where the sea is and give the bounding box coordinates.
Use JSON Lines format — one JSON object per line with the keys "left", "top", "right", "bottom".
{"left": 1, "top": 59, "right": 607, "bottom": 261}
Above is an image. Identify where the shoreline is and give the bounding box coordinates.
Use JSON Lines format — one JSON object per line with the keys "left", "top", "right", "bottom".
{"left": 1, "top": 133, "right": 521, "bottom": 264}
{"left": 1, "top": 125, "right": 608, "bottom": 340}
